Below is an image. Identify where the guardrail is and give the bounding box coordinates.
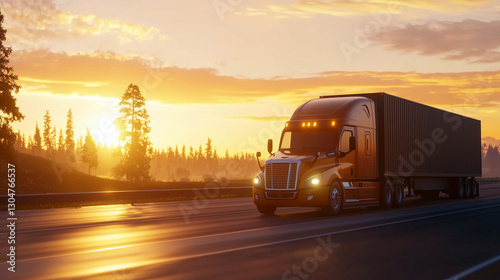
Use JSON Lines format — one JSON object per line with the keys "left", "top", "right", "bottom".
{"left": 0, "top": 186, "right": 253, "bottom": 208}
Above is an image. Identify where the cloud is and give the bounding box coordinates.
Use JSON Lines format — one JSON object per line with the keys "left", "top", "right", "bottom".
{"left": 0, "top": 0, "right": 167, "bottom": 47}
{"left": 370, "top": 19, "right": 500, "bottom": 63}
{"left": 240, "top": 0, "right": 494, "bottom": 19}
{"left": 10, "top": 50, "right": 500, "bottom": 108}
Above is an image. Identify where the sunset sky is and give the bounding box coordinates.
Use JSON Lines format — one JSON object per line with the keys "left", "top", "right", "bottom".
{"left": 2, "top": 0, "right": 500, "bottom": 154}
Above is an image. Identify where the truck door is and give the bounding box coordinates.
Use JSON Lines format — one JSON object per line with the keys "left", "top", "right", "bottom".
{"left": 339, "top": 127, "right": 356, "bottom": 200}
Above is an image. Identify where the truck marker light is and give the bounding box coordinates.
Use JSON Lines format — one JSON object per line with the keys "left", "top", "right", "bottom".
{"left": 313, "top": 122, "right": 317, "bottom": 127}
{"left": 285, "top": 123, "right": 289, "bottom": 127}
{"left": 254, "top": 177, "right": 260, "bottom": 184}
{"left": 302, "top": 122, "right": 305, "bottom": 127}
{"left": 331, "top": 121, "right": 335, "bottom": 126}
{"left": 307, "top": 122, "right": 311, "bottom": 127}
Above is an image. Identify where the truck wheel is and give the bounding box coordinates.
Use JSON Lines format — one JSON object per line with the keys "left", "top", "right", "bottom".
{"left": 324, "top": 181, "right": 343, "bottom": 215}
{"left": 256, "top": 204, "right": 277, "bottom": 215}
{"left": 464, "top": 178, "right": 472, "bottom": 198}
{"left": 470, "top": 178, "right": 478, "bottom": 198}
{"left": 450, "top": 178, "right": 464, "bottom": 199}
{"left": 420, "top": 190, "right": 440, "bottom": 199}
{"left": 392, "top": 180, "right": 404, "bottom": 208}
{"left": 379, "top": 179, "right": 393, "bottom": 209}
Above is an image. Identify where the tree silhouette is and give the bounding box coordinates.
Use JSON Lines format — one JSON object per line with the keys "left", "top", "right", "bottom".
{"left": 114, "top": 84, "right": 152, "bottom": 181}
{"left": 33, "top": 121, "right": 42, "bottom": 154}
{"left": 0, "top": 9, "right": 24, "bottom": 160}
{"left": 81, "top": 128, "right": 98, "bottom": 175}
{"left": 43, "top": 110, "right": 52, "bottom": 151}
{"left": 65, "top": 109, "right": 75, "bottom": 162}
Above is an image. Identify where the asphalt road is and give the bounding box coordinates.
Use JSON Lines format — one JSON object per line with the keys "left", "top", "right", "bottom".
{"left": 1, "top": 185, "right": 499, "bottom": 280}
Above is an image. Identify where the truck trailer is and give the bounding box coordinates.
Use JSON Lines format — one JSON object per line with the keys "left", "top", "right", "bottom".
{"left": 253, "top": 92, "right": 481, "bottom": 215}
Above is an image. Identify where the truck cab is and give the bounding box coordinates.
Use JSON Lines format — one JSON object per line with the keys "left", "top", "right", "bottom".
{"left": 253, "top": 96, "right": 384, "bottom": 215}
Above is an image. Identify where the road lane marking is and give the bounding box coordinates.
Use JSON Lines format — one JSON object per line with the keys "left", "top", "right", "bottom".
{"left": 445, "top": 254, "right": 500, "bottom": 280}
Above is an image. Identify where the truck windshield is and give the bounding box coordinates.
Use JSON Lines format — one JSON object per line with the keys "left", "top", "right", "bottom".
{"left": 280, "top": 130, "right": 337, "bottom": 154}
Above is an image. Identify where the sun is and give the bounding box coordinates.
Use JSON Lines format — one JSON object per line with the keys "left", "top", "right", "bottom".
{"left": 89, "top": 120, "right": 120, "bottom": 147}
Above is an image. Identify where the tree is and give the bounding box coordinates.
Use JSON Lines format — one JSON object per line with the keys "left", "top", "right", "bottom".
{"left": 33, "top": 121, "right": 42, "bottom": 154}
{"left": 113, "top": 84, "right": 152, "bottom": 181}
{"left": 181, "top": 144, "right": 186, "bottom": 160}
{"left": 81, "top": 128, "right": 98, "bottom": 175}
{"left": 58, "top": 128, "right": 64, "bottom": 152}
{"left": 205, "top": 137, "right": 213, "bottom": 160}
{"left": 49, "top": 125, "right": 57, "bottom": 157}
{"left": 0, "top": 9, "right": 24, "bottom": 159}
{"left": 43, "top": 110, "right": 52, "bottom": 151}
{"left": 65, "top": 109, "right": 75, "bottom": 161}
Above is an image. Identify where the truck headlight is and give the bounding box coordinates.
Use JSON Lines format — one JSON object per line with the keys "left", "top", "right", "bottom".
{"left": 254, "top": 177, "right": 260, "bottom": 185}
{"left": 306, "top": 174, "right": 322, "bottom": 187}
{"left": 254, "top": 175, "right": 262, "bottom": 186}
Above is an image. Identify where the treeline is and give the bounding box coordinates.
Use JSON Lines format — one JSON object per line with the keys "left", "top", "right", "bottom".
{"left": 150, "top": 138, "right": 258, "bottom": 182}
{"left": 482, "top": 143, "right": 500, "bottom": 177}
{"left": 13, "top": 110, "right": 259, "bottom": 181}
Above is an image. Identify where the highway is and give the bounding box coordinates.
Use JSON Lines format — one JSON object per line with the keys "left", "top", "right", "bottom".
{"left": 1, "top": 184, "right": 499, "bottom": 280}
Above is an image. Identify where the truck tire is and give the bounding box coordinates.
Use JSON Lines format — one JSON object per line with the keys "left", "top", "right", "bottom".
{"left": 256, "top": 204, "right": 277, "bottom": 215}
{"left": 450, "top": 178, "right": 464, "bottom": 199}
{"left": 470, "top": 178, "right": 478, "bottom": 198}
{"left": 464, "top": 178, "right": 472, "bottom": 198}
{"left": 392, "top": 180, "right": 404, "bottom": 208}
{"left": 323, "top": 181, "right": 343, "bottom": 215}
{"left": 379, "top": 179, "right": 393, "bottom": 209}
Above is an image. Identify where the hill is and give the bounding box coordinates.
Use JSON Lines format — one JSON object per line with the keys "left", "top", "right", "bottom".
{"left": 0, "top": 152, "right": 250, "bottom": 194}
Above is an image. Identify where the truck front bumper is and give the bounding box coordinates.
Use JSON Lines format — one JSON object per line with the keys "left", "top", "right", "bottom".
{"left": 253, "top": 186, "right": 330, "bottom": 207}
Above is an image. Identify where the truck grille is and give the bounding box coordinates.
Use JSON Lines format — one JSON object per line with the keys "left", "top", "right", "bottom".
{"left": 265, "top": 162, "right": 299, "bottom": 190}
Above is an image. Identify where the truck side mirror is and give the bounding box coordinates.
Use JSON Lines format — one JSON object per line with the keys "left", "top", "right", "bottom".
{"left": 256, "top": 152, "right": 264, "bottom": 171}
{"left": 267, "top": 139, "right": 273, "bottom": 155}
{"left": 349, "top": 136, "right": 356, "bottom": 151}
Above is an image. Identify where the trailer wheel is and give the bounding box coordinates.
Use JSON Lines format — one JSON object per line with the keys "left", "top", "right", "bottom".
{"left": 256, "top": 204, "right": 277, "bottom": 215}
{"left": 392, "top": 180, "right": 404, "bottom": 208}
{"left": 450, "top": 178, "right": 464, "bottom": 199}
{"left": 470, "top": 178, "right": 478, "bottom": 198}
{"left": 464, "top": 178, "right": 472, "bottom": 198}
{"left": 379, "top": 179, "right": 393, "bottom": 209}
{"left": 324, "top": 181, "right": 343, "bottom": 215}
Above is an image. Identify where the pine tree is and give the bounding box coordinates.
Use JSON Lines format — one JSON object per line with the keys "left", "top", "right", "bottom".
{"left": 43, "top": 110, "right": 52, "bottom": 151}
{"left": 0, "top": 10, "right": 24, "bottom": 159}
{"left": 81, "top": 128, "right": 98, "bottom": 175}
{"left": 113, "top": 84, "right": 152, "bottom": 181}
{"left": 205, "top": 137, "right": 213, "bottom": 160}
{"left": 58, "top": 128, "right": 64, "bottom": 152}
{"left": 33, "top": 122, "right": 42, "bottom": 154}
{"left": 65, "top": 109, "right": 75, "bottom": 161}
{"left": 181, "top": 144, "right": 186, "bottom": 160}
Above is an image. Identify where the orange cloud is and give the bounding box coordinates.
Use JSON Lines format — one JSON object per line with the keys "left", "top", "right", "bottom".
{"left": 11, "top": 50, "right": 500, "bottom": 113}
{"left": 0, "top": 0, "right": 166, "bottom": 47}
{"left": 371, "top": 19, "right": 500, "bottom": 63}
{"left": 240, "top": 0, "right": 494, "bottom": 19}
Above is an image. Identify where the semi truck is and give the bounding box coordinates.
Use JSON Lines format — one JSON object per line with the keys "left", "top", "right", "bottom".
{"left": 253, "top": 92, "right": 481, "bottom": 215}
